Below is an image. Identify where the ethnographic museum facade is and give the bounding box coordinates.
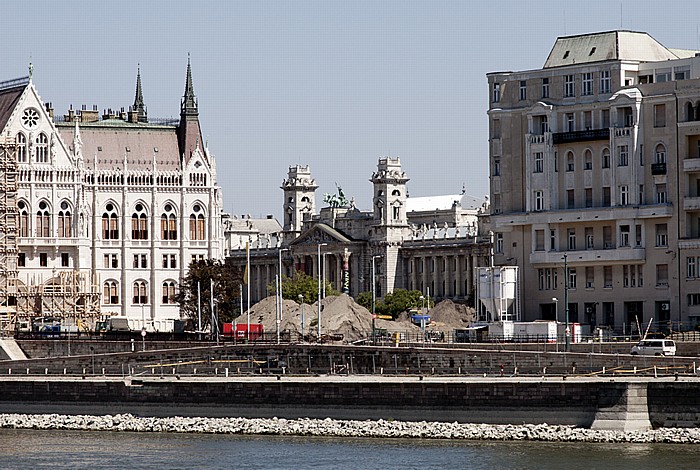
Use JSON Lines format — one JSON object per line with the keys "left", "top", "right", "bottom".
{"left": 488, "top": 30, "right": 700, "bottom": 332}
{"left": 225, "top": 157, "right": 491, "bottom": 305}
{"left": 0, "top": 61, "right": 223, "bottom": 331}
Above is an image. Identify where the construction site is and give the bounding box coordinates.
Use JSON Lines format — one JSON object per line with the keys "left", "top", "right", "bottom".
{"left": 0, "top": 134, "right": 100, "bottom": 335}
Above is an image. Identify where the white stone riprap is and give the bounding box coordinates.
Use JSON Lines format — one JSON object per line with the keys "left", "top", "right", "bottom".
{"left": 1, "top": 414, "right": 700, "bottom": 443}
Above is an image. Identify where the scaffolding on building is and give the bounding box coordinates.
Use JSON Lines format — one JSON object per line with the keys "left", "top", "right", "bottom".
{"left": 0, "top": 135, "right": 101, "bottom": 334}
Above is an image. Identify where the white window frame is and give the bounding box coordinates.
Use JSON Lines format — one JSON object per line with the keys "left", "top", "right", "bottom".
{"left": 581, "top": 72, "right": 593, "bottom": 95}
{"left": 600, "top": 70, "right": 611, "bottom": 94}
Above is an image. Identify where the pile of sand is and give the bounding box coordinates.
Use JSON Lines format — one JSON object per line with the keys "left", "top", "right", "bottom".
{"left": 427, "top": 299, "right": 475, "bottom": 329}
{"left": 245, "top": 294, "right": 418, "bottom": 342}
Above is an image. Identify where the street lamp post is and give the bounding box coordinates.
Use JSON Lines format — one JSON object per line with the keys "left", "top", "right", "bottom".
{"left": 552, "top": 297, "right": 559, "bottom": 350}
{"left": 298, "top": 294, "right": 305, "bottom": 341}
{"left": 419, "top": 295, "right": 426, "bottom": 342}
{"left": 278, "top": 248, "right": 288, "bottom": 344}
{"left": 563, "top": 253, "right": 570, "bottom": 352}
{"left": 317, "top": 242, "right": 327, "bottom": 341}
{"left": 322, "top": 252, "right": 327, "bottom": 299}
{"left": 371, "top": 255, "right": 381, "bottom": 344}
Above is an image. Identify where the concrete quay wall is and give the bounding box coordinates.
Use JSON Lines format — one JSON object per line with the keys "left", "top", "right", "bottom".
{"left": 0, "top": 377, "right": 698, "bottom": 429}
{"left": 1, "top": 344, "right": 697, "bottom": 378}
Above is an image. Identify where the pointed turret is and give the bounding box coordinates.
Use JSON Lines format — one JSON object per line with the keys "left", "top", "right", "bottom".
{"left": 178, "top": 55, "right": 204, "bottom": 164}
{"left": 181, "top": 54, "right": 198, "bottom": 117}
{"left": 132, "top": 65, "right": 147, "bottom": 123}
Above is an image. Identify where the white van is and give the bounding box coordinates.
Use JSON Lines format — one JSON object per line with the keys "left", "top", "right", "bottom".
{"left": 630, "top": 339, "right": 676, "bottom": 356}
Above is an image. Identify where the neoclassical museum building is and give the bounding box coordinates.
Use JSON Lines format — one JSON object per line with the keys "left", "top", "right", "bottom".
{"left": 225, "top": 157, "right": 491, "bottom": 305}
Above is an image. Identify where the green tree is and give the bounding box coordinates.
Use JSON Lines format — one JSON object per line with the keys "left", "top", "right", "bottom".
{"left": 175, "top": 259, "right": 243, "bottom": 330}
{"left": 268, "top": 271, "right": 339, "bottom": 304}
{"left": 355, "top": 291, "right": 373, "bottom": 311}
{"left": 381, "top": 289, "right": 433, "bottom": 319}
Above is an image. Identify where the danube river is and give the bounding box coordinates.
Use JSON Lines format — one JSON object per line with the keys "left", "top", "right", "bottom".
{"left": 1, "top": 429, "right": 699, "bottom": 469}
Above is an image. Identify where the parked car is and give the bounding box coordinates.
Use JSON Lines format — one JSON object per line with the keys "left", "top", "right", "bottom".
{"left": 630, "top": 339, "right": 676, "bottom": 356}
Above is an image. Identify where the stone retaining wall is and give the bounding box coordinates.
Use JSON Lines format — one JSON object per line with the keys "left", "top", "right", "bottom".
{"left": 0, "top": 378, "right": 697, "bottom": 429}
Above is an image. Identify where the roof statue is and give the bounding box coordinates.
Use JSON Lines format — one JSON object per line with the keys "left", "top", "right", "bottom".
{"left": 323, "top": 183, "right": 349, "bottom": 208}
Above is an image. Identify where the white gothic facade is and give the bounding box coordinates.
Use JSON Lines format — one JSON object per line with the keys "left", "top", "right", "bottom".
{"left": 0, "top": 61, "right": 223, "bottom": 330}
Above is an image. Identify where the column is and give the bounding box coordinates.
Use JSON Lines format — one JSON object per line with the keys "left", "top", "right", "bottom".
{"left": 455, "top": 254, "right": 463, "bottom": 299}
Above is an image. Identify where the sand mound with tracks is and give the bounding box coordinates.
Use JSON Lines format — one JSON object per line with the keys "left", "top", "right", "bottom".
{"left": 245, "top": 295, "right": 473, "bottom": 342}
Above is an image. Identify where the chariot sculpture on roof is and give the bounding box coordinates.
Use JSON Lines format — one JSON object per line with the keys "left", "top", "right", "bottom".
{"left": 323, "top": 183, "right": 349, "bottom": 208}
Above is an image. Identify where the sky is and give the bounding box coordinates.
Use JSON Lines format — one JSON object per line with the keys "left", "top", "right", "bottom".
{"left": 5, "top": 0, "right": 700, "bottom": 219}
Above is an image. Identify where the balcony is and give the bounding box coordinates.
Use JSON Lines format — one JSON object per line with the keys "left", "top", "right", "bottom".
{"left": 683, "top": 158, "right": 700, "bottom": 172}
{"left": 493, "top": 204, "right": 674, "bottom": 228}
{"left": 552, "top": 128, "right": 609, "bottom": 145}
{"left": 530, "top": 248, "right": 645, "bottom": 265}
{"left": 527, "top": 134, "right": 547, "bottom": 144}
{"left": 613, "top": 127, "right": 633, "bottom": 137}
{"left": 684, "top": 197, "right": 700, "bottom": 211}
{"left": 651, "top": 162, "right": 667, "bottom": 175}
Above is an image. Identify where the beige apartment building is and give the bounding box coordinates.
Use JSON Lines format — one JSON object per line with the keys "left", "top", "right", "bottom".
{"left": 487, "top": 30, "right": 700, "bottom": 333}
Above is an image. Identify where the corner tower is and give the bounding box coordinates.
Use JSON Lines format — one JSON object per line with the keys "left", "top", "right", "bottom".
{"left": 370, "top": 157, "right": 410, "bottom": 297}
{"left": 281, "top": 165, "right": 318, "bottom": 241}
{"left": 371, "top": 157, "right": 409, "bottom": 228}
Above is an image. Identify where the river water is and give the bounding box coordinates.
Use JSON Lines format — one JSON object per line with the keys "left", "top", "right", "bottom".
{"left": 1, "top": 428, "right": 698, "bottom": 469}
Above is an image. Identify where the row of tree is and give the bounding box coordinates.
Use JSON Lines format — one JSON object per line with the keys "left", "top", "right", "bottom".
{"left": 174, "top": 259, "right": 430, "bottom": 328}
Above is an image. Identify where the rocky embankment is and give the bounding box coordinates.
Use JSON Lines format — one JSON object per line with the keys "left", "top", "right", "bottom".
{"left": 1, "top": 413, "right": 700, "bottom": 443}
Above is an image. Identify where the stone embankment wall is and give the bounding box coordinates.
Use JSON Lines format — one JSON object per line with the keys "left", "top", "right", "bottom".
{"left": 0, "top": 377, "right": 698, "bottom": 429}
{"left": 1, "top": 343, "right": 697, "bottom": 378}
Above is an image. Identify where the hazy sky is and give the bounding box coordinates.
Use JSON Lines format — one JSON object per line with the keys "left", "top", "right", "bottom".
{"left": 6, "top": 0, "right": 700, "bottom": 219}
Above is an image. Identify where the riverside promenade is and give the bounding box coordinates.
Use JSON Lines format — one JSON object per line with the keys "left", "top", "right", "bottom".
{"left": 0, "top": 369, "right": 699, "bottom": 430}
{"left": 1, "top": 341, "right": 699, "bottom": 430}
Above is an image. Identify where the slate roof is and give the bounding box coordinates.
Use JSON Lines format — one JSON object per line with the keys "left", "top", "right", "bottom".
{"left": 56, "top": 121, "right": 181, "bottom": 170}
{"left": 0, "top": 83, "right": 27, "bottom": 133}
{"left": 406, "top": 193, "right": 485, "bottom": 212}
{"left": 543, "top": 30, "right": 679, "bottom": 68}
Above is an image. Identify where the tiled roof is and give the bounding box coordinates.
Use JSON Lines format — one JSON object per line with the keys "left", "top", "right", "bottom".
{"left": 0, "top": 84, "right": 26, "bottom": 133}
{"left": 56, "top": 122, "right": 181, "bottom": 170}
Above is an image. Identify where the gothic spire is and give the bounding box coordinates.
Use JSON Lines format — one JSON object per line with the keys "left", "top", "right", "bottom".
{"left": 133, "top": 64, "right": 147, "bottom": 123}
{"left": 181, "top": 54, "right": 198, "bottom": 117}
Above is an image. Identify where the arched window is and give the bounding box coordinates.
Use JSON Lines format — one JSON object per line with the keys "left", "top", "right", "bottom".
{"left": 655, "top": 143, "right": 667, "bottom": 164}
{"left": 162, "top": 281, "right": 177, "bottom": 304}
{"left": 102, "top": 203, "right": 119, "bottom": 239}
{"left": 131, "top": 203, "right": 148, "bottom": 240}
{"left": 17, "top": 201, "right": 28, "bottom": 237}
{"left": 35, "top": 133, "right": 48, "bottom": 163}
{"left": 16, "top": 133, "right": 27, "bottom": 163}
{"left": 160, "top": 203, "right": 177, "bottom": 240}
{"left": 189, "top": 204, "right": 206, "bottom": 240}
{"left": 58, "top": 201, "right": 71, "bottom": 238}
{"left": 601, "top": 148, "right": 611, "bottom": 169}
{"left": 687, "top": 102, "right": 695, "bottom": 122}
{"left": 584, "top": 149, "right": 592, "bottom": 170}
{"left": 133, "top": 280, "right": 148, "bottom": 304}
{"left": 566, "top": 151, "right": 574, "bottom": 172}
{"left": 392, "top": 202, "right": 401, "bottom": 221}
{"left": 35, "top": 201, "right": 50, "bottom": 237}
{"left": 392, "top": 189, "right": 401, "bottom": 196}
{"left": 103, "top": 280, "right": 119, "bottom": 305}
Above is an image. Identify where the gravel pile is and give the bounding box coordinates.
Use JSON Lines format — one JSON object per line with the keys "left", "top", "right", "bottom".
{"left": 2, "top": 413, "right": 700, "bottom": 443}
{"left": 427, "top": 300, "right": 475, "bottom": 329}
{"left": 247, "top": 294, "right": 418, "bottom": 341}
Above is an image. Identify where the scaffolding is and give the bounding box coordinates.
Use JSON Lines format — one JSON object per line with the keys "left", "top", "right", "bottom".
{"left": 0, "top": 136, "right": 101, "bottom": 334}
{"left": 0, "top": 134, "right": 19, "bottom": 332}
